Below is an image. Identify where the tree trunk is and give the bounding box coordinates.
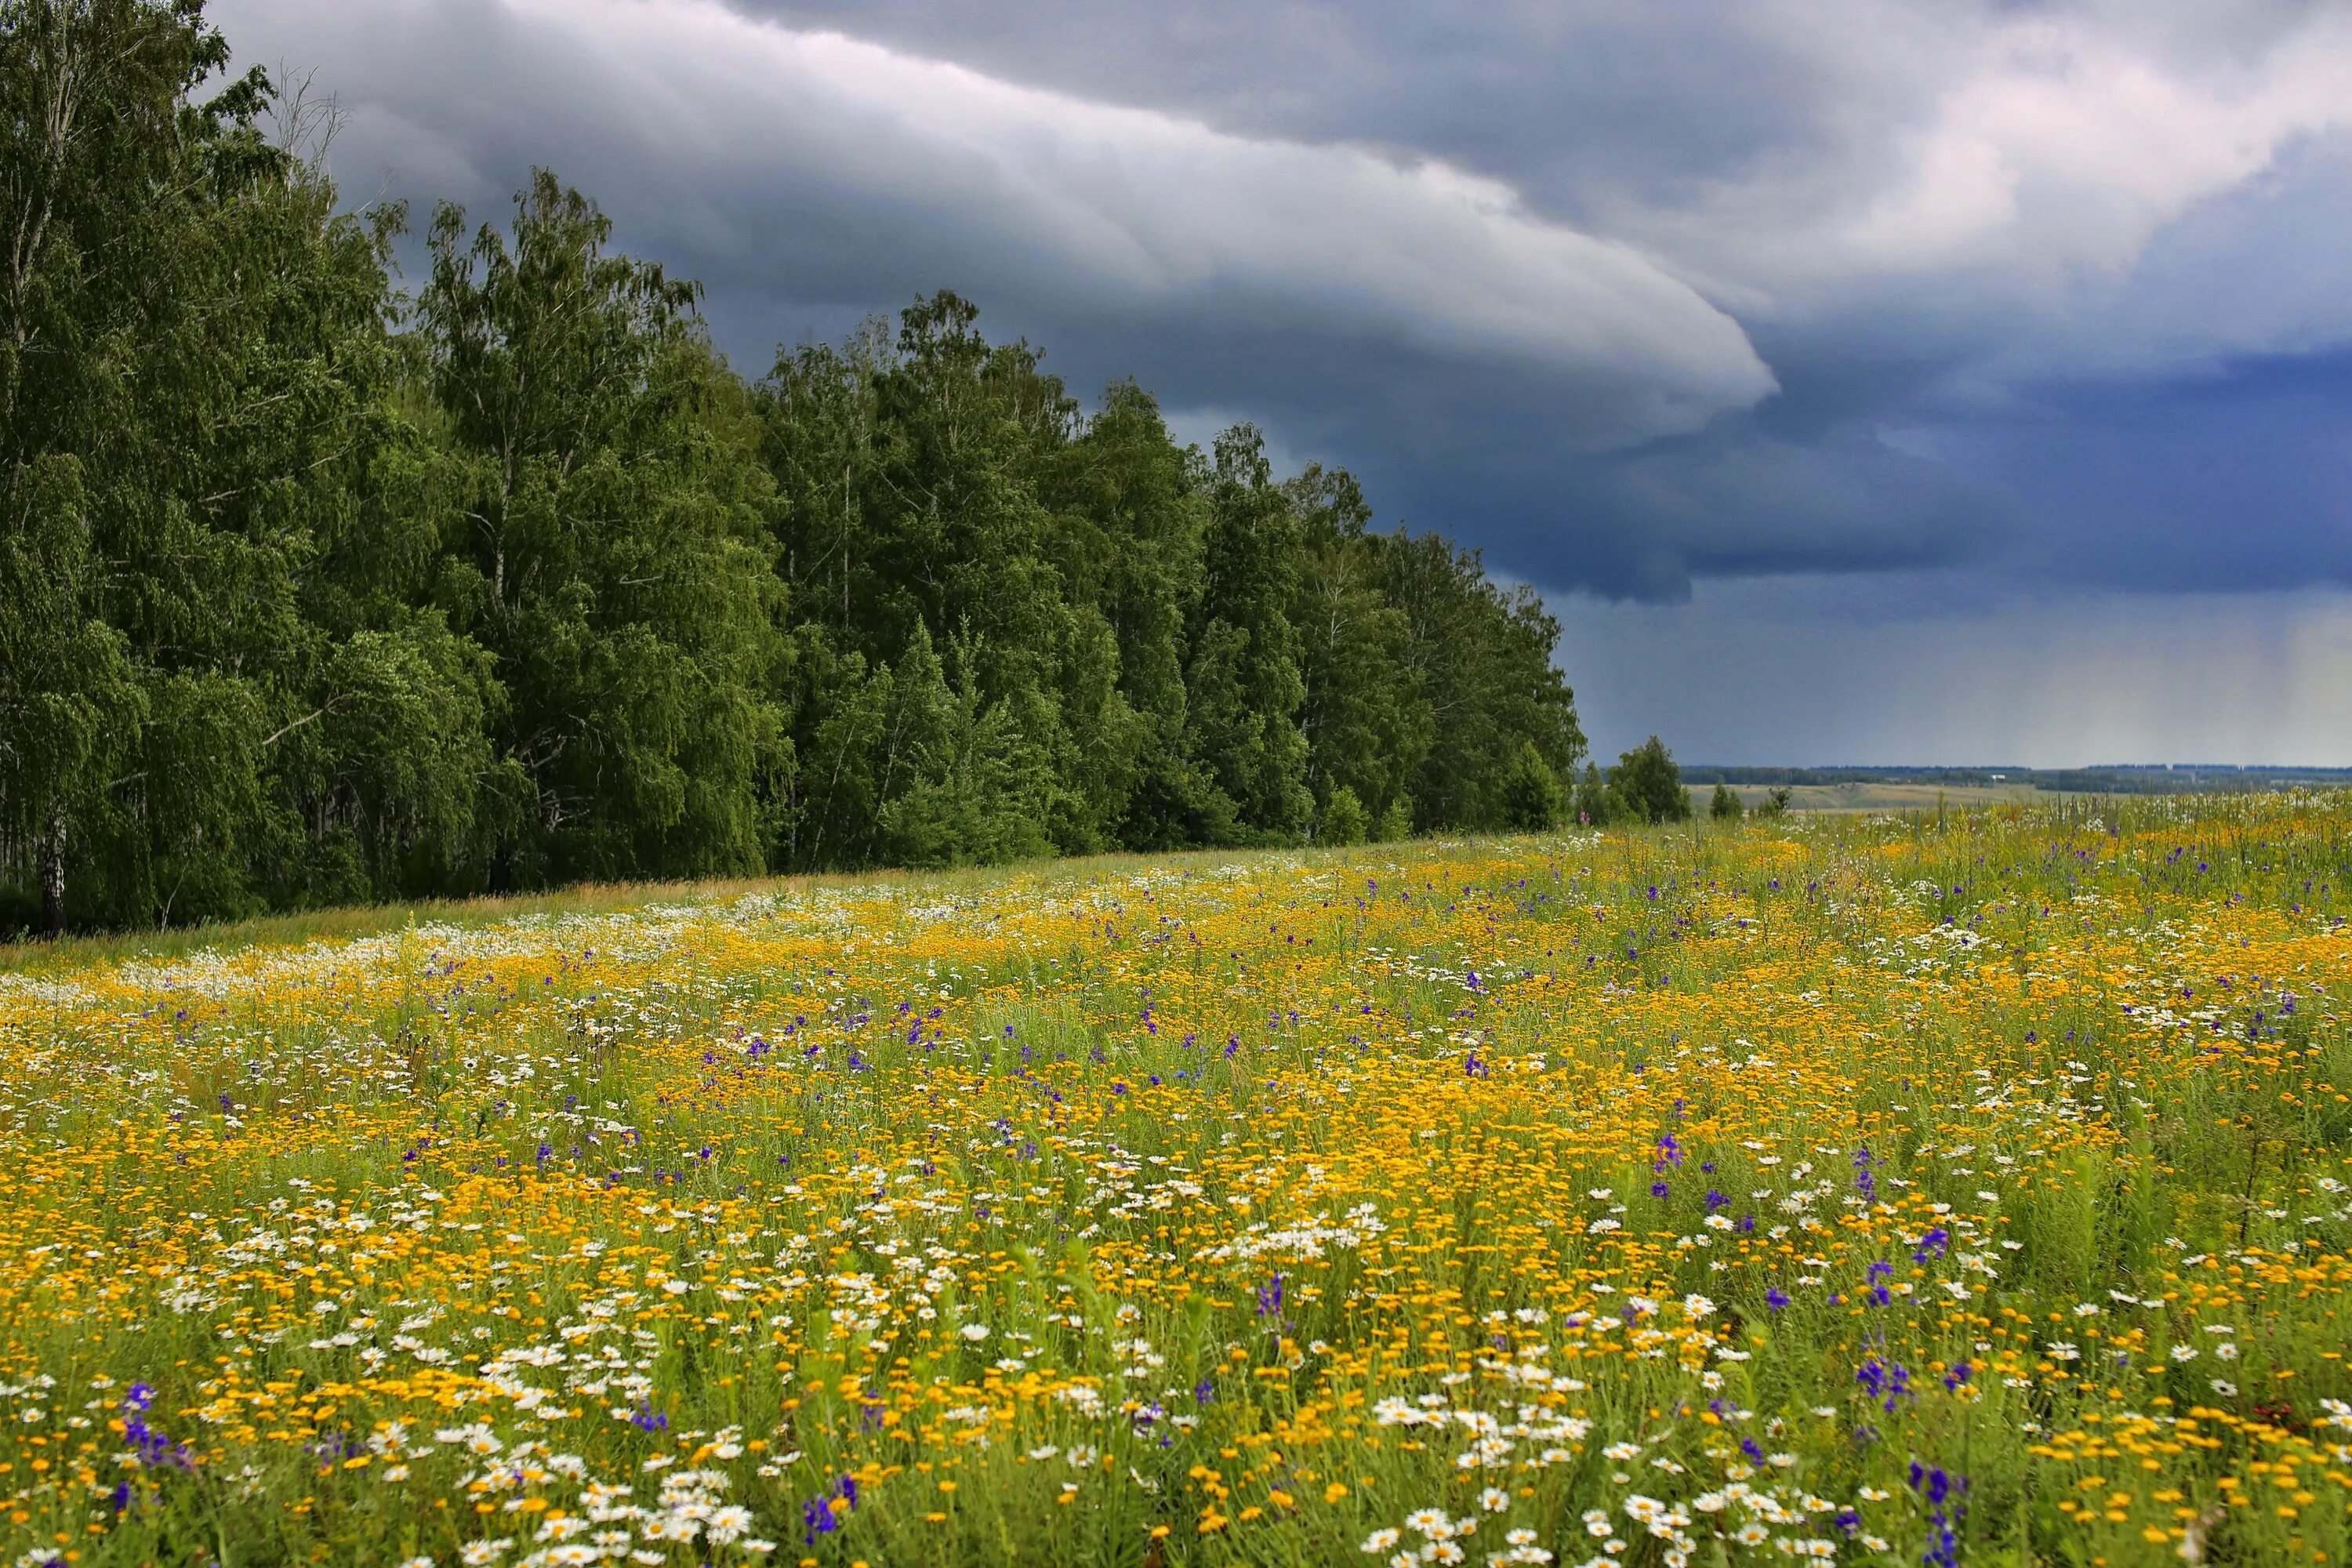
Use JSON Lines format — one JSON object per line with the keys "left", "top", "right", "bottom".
{"left": 39, "top": 801, "right": 67, "bottom": 937}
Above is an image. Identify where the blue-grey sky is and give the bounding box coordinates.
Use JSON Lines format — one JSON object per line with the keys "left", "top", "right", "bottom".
{"left": 217, "top": 0, "right": 2352, "bottom": 764}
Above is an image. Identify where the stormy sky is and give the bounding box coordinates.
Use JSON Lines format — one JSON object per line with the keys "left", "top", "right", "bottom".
{"left": 214, "top": 0, "right": 2352, "bottom": 764}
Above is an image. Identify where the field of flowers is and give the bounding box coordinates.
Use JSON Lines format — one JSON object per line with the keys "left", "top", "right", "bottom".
{"left": 3, "top": 797, "right": 2350, "bottom": 1568}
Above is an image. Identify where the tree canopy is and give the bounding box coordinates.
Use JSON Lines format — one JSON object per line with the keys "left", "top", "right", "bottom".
{"left": 1609, "top": 735, "right": 1694, "bottom": 825}
{"left": 1, "top": 0, "right": 1595, "bottom": 933}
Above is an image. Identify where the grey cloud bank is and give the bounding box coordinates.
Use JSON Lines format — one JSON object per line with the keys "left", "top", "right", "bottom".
{"left": 213, "top": 0, "right": 2352, "bottom": 762}
{"left": 233, "top": 0, "right": 1774, "bottom": 441}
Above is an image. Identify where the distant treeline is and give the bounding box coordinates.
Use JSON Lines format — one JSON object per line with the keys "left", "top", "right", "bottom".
{"left": 1686, "top": 765, "right": 2352, "bottom": 794}
{"left": 0, "top": 1, "right": 1585, "bottom": 934}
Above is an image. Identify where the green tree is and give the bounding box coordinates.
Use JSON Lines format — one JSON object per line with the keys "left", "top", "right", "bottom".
{"left": 1376, "top": 529, "right": 1583, "bottom": 831}
{"left": 1710, "top": 781, "right": 1744, "bottom": 821}
{"left": 1499, "top": 742, "right": 1566, "bottom": 831}
{"left": 0, "top": 0, "right": 273, "bottom": 931}
{"left": 2, "top": 0, "right": 497, "bottom": 928}
{"left": 1573, "top": 763, "right": 1616, "bottom": 827}
{"left": 1044, "top": 380, "right": 1218, "bottom": 851}
{"left": 779, "top": 622, "right": 1055, "bottom": 872}
{"left": 419, "top": 170, "right": 788, "bottom": 887}
{"left": 1318, "top": 784, "right": 1368, "bottom": 846}
{"left": 1610, "top": 735, "right": 1693, "bottom": 824}
{"left": 873, "top": 624, "right": 1055, "bottom": 869}
{"left": 0, "top": 458, "right": 141, "bottom": 931}
{"left": 760, "top": 295, "right": 1146, "bottom": 862}
{"left": 205, "top": 112, "right": 502, "bottom": 913}
{"left": 1185, "top": 426, "right": 1310, "bottom": 841}
{"left": 1288, "top": 464, "right": 1429, "bottom": 832}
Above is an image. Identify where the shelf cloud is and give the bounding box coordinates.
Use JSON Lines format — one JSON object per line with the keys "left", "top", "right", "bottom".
{"left": 227, "top": 0, "right": 1775, "bottom": 449}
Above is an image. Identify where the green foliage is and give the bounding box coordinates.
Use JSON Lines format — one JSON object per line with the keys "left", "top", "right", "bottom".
{"left": 418, "top": 171, "right": 787, "bottom": 888}
{"left": 873, "top": 626, "right": 1054, "bottom": 869}
{"left": 1318, "top": 783, "right": 1369, "bottom": 846}
{"left": 1377, "top": 528, "right": 1584, "bottom": 831}
{"left": 0, "top": 0, "right": 1602, "bottom": 931}
{"left": 1573, "top": 762, "right": 1615, "bottom": 826}
{"left": 1710, "top": 780, "right": 1744, "bottom": 820}
{"left": 1, "top": 0, "right": 495, "bottom": 929}
{"left": 1041, "top": 379, "right": 1201, "bottom": 851}
{"left": 1499, "top": 742, "right": 1566, "bottom": 831}
{"left": 0, "top": 456, "right": 143, "bottom": 931}
{"left": 1290, "top": 465, "right": 1428, "bottom": 831}
{"left": 1186, "top": 426, "right": 1312, "bottom": 841}
{"left": 1611, "top": 735, "right": 1693, "bottom": 823}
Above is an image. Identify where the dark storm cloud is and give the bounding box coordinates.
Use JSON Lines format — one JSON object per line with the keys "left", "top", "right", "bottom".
{"left": 714, "top": 0, "right": 1852, "bottom": 213}
{"left": 221, "top": 0, "right": 1771, "bottom": 435}
{"left": 212, "top": 0, "right": 2352, "bottom": 622}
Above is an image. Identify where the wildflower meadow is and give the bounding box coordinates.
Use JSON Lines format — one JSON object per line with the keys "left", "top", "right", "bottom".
{"left": 3, "top": 796, "right": 2350, "bottom": 1568}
